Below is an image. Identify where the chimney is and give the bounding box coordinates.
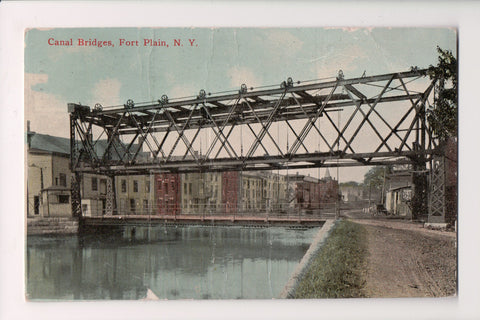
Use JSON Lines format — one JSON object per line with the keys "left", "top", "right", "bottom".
{"left": 26, "top": 120, "right": 35, "bottom": 149}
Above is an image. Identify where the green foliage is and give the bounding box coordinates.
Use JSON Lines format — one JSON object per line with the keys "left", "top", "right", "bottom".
{"left": 363, "top": 166, "right": 391, "bottom": 190}
{"left": 293, "top": 220, "right": 368, "bottom": 298}
{"left": 339, "top": 181, "right": 360, "bottom": 187}
{"left": 427, "top": 47, "right": 458, "bottom": 140}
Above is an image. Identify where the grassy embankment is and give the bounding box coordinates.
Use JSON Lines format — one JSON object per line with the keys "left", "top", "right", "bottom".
{"left": 293, "top": 220, "right": 368, "bottom": 298}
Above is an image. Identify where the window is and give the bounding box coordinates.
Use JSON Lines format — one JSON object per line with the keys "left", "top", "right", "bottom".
{"left": 145, "top": 180, "right": 150, "bottom": 193}
{"left": 59, "top": 173, "right": 67, "bottom": 187}
{"left": 133, "top": 180, "right": 138, "bottom": 192}
{"left": 184, "top": 183, "right": 187, "bottom": 194}
{"left": 58, "top": 195, "right": 69, "bottom": 203}
{"left": 121, "top": 179, "right": 127, "bottom": 193}
{"left": 100, "top": 179, "right": 107, "bottom": 194}
{"left": 55, "top": 177, "right": 59, "bottom": 185}
{"left": 91, "top": 177, "right": 98, "bottom": 191}
{"left": 143, "top": 199, "right": 149, "bottom": 211}
{"left": 130, "top": 199, "right": 136, "bottom": 212}
{"left": 34, "top": 196, "right": 40, "bottom": 215}
{"left": 189, "top": 183, "right": 192, "bottom": 194}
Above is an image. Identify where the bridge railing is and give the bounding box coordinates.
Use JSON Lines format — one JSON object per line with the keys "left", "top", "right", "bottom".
{"left": 82, "top": 201, "right": 345, "bottom": 219}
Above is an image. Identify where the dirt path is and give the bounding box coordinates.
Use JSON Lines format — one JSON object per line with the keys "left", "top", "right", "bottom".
{"left": 344, "top": 210, "right": 457, "bottom": 298}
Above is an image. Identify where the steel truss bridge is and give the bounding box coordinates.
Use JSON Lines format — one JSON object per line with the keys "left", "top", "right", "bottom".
{"left": 69, "top": 68, "right": 447, "bottom": 220}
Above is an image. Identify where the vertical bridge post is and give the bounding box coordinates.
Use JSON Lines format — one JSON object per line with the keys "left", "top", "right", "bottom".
{"left": 428, "top": 155, "right": 446, "bottom": 223}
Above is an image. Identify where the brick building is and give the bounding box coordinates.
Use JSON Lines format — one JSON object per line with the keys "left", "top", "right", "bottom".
{"left": 155, "top": 173, "right": 180, "bottom": 215}
{"left": 222, "top": 171, "right": 240, "bottom": 214}
{"left": 318, "top": 169, "right": 339, "bottom": 205}
{"left": 286, "top": 170, "right": 339, "bottom": 213}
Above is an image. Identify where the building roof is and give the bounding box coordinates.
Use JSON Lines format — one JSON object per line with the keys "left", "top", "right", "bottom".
{"left": 389, "top": 185, "right": 412, "bottom": 192}
{"left": 28, "top": 131, "right": 149, "bottom": 160}
{"left": 285, "top": 174, "right": 320, "bottom": 183}
{"left": 29, "top": 132, "right": 70, "bottom": 155}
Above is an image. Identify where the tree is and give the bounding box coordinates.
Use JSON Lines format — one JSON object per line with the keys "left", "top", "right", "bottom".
{"left": 427, "top": 47, "right": 458, "bottom": 141}
{"left": 362, "top": 166, "right": 391, "bottom": 190}
{"left": 339, "top": 181, "right": 360, "bottom": 187}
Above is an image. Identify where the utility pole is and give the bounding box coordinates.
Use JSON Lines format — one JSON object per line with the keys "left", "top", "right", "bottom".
{"left": 335, "top": 110, "right": 341, "bottom": 220}
{"left": 368, "top": 182, "right": 372, "bottom": 210}
{"left": 381, "top": 166, "right": 386, "bottom": 205}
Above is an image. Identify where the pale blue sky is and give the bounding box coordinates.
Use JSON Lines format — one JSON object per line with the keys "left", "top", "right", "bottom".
{"left": 24, "top": 27, "right": 456, "bottom": 181}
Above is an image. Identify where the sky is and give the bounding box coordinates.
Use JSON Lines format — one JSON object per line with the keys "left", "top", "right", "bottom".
{"left": 24, "top": 27, "right": 457, "bottom": 182}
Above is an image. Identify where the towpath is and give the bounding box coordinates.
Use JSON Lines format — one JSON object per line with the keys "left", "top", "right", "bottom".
{"left": 344, "top": 210, "right": 457, "bottom": 297}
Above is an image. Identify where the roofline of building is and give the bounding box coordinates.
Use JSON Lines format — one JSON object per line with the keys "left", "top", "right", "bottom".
{"left": 28, "top": 148, "right": 70, "bottom": 158}
{"left": 388, "top": 185, "right": 412, "bottom": 192}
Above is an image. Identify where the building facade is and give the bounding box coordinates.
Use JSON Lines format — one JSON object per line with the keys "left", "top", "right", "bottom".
{"left": 28, "top": 129, "right": 346, "bottom": 219}
{"left": 385, "top": 170, "right": 413, "bottom": 217}
{"left": 240, "top": 173, "right": 264, "bottom": 213}
{"left": 27, "top": 130, "right": 73, "bottom": 218}
{"left": 222, "top": 171, "right": 240, "bottom": 214}
{"left": 260, "top": 172, "right": 287, "bottom": 213}
{"left": 80, "top": 173, "right": 109, "bottom": 217}
{"left": 286, "top": 171, "right": 339, "bottom": 213}
{"left": 155, "top": 173, "right": 181, "bottom": 215}
{"left": 115, "top": 174, "right": 154, "bottom": 215}
{"left": 181, "top": 172, "right": 223, "bottom": 214}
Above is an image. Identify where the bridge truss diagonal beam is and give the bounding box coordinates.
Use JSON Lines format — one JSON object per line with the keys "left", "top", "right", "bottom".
{"left": 69, "top": 68, "right": 440, "bottom": 175}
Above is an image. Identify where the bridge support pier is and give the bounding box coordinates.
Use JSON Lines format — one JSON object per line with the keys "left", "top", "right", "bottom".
{"left": 71, "top": 172, "right": 82, "bottom": 218}
{"left": 428, "top": 155, "right": 446, "bottom": 224}
{"left": 105, "top": 175, "right": 116, "bottom": 216}
{"left": 411, "top": 164, "right": 428, "bottom": 221}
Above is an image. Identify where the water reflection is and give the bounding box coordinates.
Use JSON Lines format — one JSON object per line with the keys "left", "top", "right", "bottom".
{"left": 26, "top": 225, "right": 318, "bottom": 300}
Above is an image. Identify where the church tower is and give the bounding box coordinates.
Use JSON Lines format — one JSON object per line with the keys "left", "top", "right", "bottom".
{"left": 324, "top": 168, "right": 332, "bottom": 180}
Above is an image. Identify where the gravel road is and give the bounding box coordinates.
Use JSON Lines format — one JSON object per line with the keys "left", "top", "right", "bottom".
{"left": 344, "top": 210, "right": 457, "bottom": 298}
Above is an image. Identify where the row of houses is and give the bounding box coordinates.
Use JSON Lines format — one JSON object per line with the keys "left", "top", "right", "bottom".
{"left": 26, "top": 128, "right": 339, "bottom": 219}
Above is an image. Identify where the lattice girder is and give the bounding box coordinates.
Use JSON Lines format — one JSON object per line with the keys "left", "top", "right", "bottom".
{"left": 428, "top": 155, "right": 446, "bottom": 222}
{"left": 69, "top": 69, "right": 439, "bottom": 175}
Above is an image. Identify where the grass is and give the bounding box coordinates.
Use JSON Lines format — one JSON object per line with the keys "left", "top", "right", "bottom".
{"left": 293, "top": 220, "right": 368, "bottom": 298}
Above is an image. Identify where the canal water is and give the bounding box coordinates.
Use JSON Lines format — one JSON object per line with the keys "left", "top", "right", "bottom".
{"left": 26, "top": 225, "right": 320, "bottom": 300}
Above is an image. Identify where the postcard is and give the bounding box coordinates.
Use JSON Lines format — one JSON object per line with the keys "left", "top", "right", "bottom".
{"left": 2, "top": 3, "right": 476, "bottom": 319}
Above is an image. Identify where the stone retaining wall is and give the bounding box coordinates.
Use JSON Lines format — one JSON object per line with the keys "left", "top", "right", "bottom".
{"left": 27, "top": 217, "right": 79, "bottom": 235}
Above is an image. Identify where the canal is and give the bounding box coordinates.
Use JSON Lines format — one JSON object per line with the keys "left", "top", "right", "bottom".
{"left": 26, "top": 225, "right": 320, "bottom": 300}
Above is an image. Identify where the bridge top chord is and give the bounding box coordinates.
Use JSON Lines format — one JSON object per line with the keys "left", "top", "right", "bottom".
{"left": 69, "top": 68, "right": 440, "bottom": 175}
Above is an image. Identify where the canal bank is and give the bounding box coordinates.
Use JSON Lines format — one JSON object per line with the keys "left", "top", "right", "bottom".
{"left": 279, "top": 219, "right": 336, "bottom": 298}
{"left": 27, "top": 214, "right": 327, "bottom": 235}
{"left": 27, "top": 217, "right": 79, "bottom": 235}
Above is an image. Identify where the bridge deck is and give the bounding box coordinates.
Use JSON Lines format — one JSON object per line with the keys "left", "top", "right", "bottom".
{"left": 81, "top": 214, "right": 328, "bottom": 227}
